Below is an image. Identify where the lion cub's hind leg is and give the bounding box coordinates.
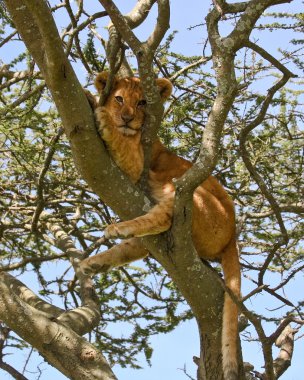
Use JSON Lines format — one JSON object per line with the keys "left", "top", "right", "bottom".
{"left": 79, "top": 238, "right": 149, "bottom": 276}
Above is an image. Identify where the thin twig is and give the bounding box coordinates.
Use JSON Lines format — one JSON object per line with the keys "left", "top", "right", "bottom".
{"left": 31, "top": 127, "right": 64, "bottom": 232}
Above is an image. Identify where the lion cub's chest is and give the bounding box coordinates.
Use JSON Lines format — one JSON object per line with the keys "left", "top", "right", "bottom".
{"left": 109, "top": 137, "right": 144, "bottom": 183}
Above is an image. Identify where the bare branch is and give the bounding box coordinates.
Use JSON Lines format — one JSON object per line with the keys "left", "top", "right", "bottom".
{"left": 146, "top": 0, "right": 170, "bottom": 51}
{"left": 23, "top": 1, "right": 68, "bottom": 79}
{"left": 0, "top": 327, "right": 28, "bottom": 380}
{"left": 0, "top": 67, "right": 42, "bottom": 88}
{"left": 273, "top": 324, "right": 298, "bottom": 378}
{"left": 245, "top": 203, "right": 304, "bottom": 218}
{"left": 103, "top": 1, "right": 158, "bottom": 80}
{"left": 31, "top": 127, "right": 64, "bottom": 232}
{"left": 244, "top": 41, "right": 297, "bottom": 78}
{"left": 0, "top": 272, "right": 117, "bottom": 380}
{"left": 63, "top": 11, "right": 108, "bottom": 40}
{"left": 0, "top": 272, "right": 64, "bottom": 317}
{"left": 43, "top": 215, "right": 99, "bottom": 306}
{"left": 98, "top": 0, "right": 142, "bottom": 53}
{"left": 64, "top": 0, "right": 93, "bottom": 74}
{"left": 227, "top": 0, "right": 294, "bottom": 51}
{"left": 0, "top": 361, "right": 28, "bottom": 380}
{"left": 169, "top": 56, "right": 212, "bottom": 82}
{"left": 212, "top": 0, "right": 228, "bottom": 17}
{"left": 271, "top": 264, "right": 304, "bottom": 293}
{"left": 0, "top": 83, "right": 46, "bottom": 115}
{"left": 0, "top": 252, "right": 67, "bottom": 272}
{"left": 0, "top": 30, "right": 18, "bottom": 48}
{"left": 125, "top": 0, "right": 157, "bottom": 28}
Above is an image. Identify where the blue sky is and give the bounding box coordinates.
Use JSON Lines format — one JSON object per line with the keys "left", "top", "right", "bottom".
{"left": 1, "top": 0, "right": 303, "bottom": 379}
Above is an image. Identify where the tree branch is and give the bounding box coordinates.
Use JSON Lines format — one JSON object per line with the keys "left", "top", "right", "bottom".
{"left": 0, "top": 252, "right": 67, "bottom": 272}
{"left": 227, "top": 0, "right": 294, "bottom": 51}
{"left": 0, "top": 272, "right": 117, "bottom": 380}
{"left": 273, "top": 324, "right": 298, "bottom": 378}
{"left": 0, "top": 325, "right": 28, "bottom": 380}
{"left": 125, "top": 0, "right": 157, "bottom": 28}
{"left": 0, "top": 83, "right": 46, "bottom": 115}
{"left": 0, "top": 361, "right": 28, "bottom": 380}
{"left": 42, "top": 215, "right": 101, "bottom": 335}
{"left": 245, "top": 203, "right": 304, "bottom": 218}
{"left": 99, "top": 2, "right": 158, "bottom": 85}
{"left": 98, "top": 0, "right": 142, "bottom": 53}
{"left": 146, "top": 0, "right": 170, "bottom": 52}
{"left": 0, "top": 272, "right": 64, "bottom": 318}
{"left": 169, "top": 56, "right": 211, "bottom": 81}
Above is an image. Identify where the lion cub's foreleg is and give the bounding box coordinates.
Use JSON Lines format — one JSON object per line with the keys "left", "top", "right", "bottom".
{"left": 79, "top": 238, "right": 149, "bottom": 275}
{"left": 105, "top": 196, "right": 174, "bottom": 239}
{"left": 95, "top": 106, "right": 122, "bottom": 146}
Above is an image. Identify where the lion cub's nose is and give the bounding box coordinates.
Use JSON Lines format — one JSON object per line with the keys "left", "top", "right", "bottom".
{"left": 121, "top": 113, "right": 134, "bottom": 123}
{"left": 121, "top": 107, "right": 134, "bottom": 123}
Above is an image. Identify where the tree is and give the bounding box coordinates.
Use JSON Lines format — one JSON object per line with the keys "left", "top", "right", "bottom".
{"left": 0, "top": 1, "right": 303, "bottom": 379}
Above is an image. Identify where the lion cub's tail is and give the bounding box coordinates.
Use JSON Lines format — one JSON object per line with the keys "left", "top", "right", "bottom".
{"left": 221, "top": 237, "right": 241, "bottom": 380}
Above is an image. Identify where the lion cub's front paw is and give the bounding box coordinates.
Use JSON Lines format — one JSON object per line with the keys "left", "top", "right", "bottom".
{"left": 104, "top": 223, "right": 134, "bottom": 240}
{"left": 95, "top": 107, "right": 111, "bottom": 134}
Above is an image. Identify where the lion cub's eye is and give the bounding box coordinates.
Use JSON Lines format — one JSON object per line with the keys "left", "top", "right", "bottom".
{"left": 115, "top": 96, "right": 124, "bottom": 104}
{"left": 137, "top": 99, "right": 146, "bottom": 107}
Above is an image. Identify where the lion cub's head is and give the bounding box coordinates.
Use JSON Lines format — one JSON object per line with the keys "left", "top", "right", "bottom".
{"left": 95, "top": 71, "right": 172, "bottom": 136}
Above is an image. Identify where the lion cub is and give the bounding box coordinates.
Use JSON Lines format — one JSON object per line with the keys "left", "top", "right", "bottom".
{"left": 80, "top": 72, "right": 241, "bottom": 380}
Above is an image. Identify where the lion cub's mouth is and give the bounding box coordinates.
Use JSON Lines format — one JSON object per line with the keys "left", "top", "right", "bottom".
{"left": 118, "top": 124, "right": 141, "bottom": 136}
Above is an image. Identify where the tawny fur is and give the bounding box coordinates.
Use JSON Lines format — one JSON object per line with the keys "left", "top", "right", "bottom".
{"left": 80, "top": 72, "right": 241, "bottom": 380}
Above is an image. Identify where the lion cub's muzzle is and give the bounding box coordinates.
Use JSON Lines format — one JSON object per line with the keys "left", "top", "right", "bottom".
{"left": 118, "top": 123, "right": 141, "bottom": 136}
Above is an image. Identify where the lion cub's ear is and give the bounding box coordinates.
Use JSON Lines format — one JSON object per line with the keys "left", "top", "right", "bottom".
{"left": 155, "top": 78, "right": 173, "bottom": 101}
{"left": 94, "top": 71, "right": 117, "bottom": 94}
